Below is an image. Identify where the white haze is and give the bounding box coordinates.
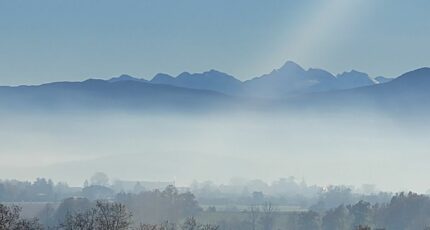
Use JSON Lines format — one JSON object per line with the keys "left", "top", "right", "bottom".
{"left": 0, "top": 110, "right": 429, "bottom": 193}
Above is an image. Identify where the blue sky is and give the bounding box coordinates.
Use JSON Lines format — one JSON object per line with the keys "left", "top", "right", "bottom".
{"left": 1, "top": 0, "right": 429, "bottom": 85}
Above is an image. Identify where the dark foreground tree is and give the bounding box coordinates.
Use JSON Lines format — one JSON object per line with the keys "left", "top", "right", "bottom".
{"left": 0, "top": 204, "right": 43, "bottom": 230}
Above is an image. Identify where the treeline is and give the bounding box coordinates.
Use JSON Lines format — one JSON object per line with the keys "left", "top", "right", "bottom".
{"left": 116, "top": 185, "right": 202, "bottom": 224}
{"left": 309, "top": 186, "right": 392, "bottom": 211}
{"left": 194, "top": 193, "right": 430, "bottom": 230}
{"left": 0, "top": 178, "right": 76, "bottom": 202}
{"left": 54, "top": 190, "right": 430, "bottom": 230}
{"left": 0, "top": 201, "right": 217, "bottom": 230}
{"left": 4, "top": 187, "right": 430, "bottom": 229}
{"left": 38, "top": 186, "right": 202, "bottom": 228}
{"left": 193, "top": 181, "right": 391, "bottom": 210}
{"left": 0, "top": 177, "right": 391, "bottom": 212}
{"left": 0, "top": 175, "right": 175, "bottom": 203}
{"left": 289, "top": 192, "right": 430, "bottom": 230}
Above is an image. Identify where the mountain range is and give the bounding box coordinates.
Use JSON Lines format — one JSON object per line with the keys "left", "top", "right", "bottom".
{"left": 1, "top": 61, "right": 428, "bottom": 114}
{"left": 282, "top": 67, "right": 430, "bottom": 115}
{"left": 107, "top": 61, "right": 390, "bottom": 98}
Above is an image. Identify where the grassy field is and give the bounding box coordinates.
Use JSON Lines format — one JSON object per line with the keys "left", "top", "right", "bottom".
{"left": 2, "top": 201, "right": 304, "bottom": 229}
{"left": 200, "top": 204, "right": 307, "bottom": 212}
{"left": 1, "top": 202, "right": 60, "bottom": 218}
{"left": 196, "top": 210, "right": 300, "bottom": 229}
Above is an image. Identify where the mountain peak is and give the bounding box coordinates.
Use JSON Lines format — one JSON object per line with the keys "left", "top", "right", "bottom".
{"left": 202, "top": 69, "right": 236, "bottom": 79}
{"left": 150, "top": 70, "right": 241, "bottom": 95}
{"left": 337, "top": 70, "right": 369, "bottom": 78}
{"left": 151, "top": 73, "right": 175, "bottom": 84}
{"left": 279, "top": 61, "right": 305, "bottom": 72}
{"left": 340, "top": 70, "right": 366, "bottom": 75}
{"left": 108, "top": 74, "right": 145, "bottom": 83}
{"left": 177, "top": 72, "right": 192, "bottom": 79}
{"left": 205, "top": 69, "right": 224, "bottom": 75}
{"left": 335, "top": 70, "right": 374, "bottom": 89}
{"left": 266, "top": 61, "right": 306, "bottom": 76}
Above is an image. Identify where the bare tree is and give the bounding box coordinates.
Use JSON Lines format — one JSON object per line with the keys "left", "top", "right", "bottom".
{"left": 259, "top": 202, "right": 276, "bottom": 230}
{"left": 13, "top": 219, "right": 44, "bottom": 230}
{"left": 247, "top": 204, "right": 260, "bottom": 230}
{"left": 355, "top": 225, "right": 371, "bottom": 230}
{"left": 136, "top": 224, "right": 157, "bottom": 230}
{"left": 96, "top": 201, "right": 132, "bottom": 230}
{"left": 61, "top": 209, "right": 97, "bottom": 230}
{"left": 198, "top": 224, "right": 218, "bottom": 230}
{"left": 181, "top": 217, "right": 218, "bottom": 230}
{"left": 0, "top": 204, "right": 42, "bottom": 230}
{"left": 181, "top": 217, "right": 198, "bottom": 230}
{"left": 60, "top": 201, "right": 132, "bottom": 230}
{"left": 136, "top": 221, "right": 176, "bottom": 230}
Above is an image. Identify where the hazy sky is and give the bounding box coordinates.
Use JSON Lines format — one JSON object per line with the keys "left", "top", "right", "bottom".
{"left": 1, "top": 0, "right": 429, "bottom": 85}
{"left": 2, "top": 112, "right": 430, "bottom": 192}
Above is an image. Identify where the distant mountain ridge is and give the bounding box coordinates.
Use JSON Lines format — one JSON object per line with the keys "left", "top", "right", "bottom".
{"left": 107, "top": 61, "right": 378, "bottom": 98}
{"left": 1, "top": 62, "right": 429, "bottom": 114}
{"left": 108, "top": 74, "right": 147, "bottom": 83}
{"left": 0, "top": 79, "right": 236, "bottom": 112}
{"left": 288, "top": 67, "right": 430, "bottom": 114}
{"left": 242, "top": 61, "right": 377, "bottom": 98}
{"left": 150, "top": 70, "right": 242, "bottom": 95}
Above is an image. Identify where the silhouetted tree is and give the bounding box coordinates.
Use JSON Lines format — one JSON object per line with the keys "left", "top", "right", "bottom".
{"left": 322, "top": 205, "right": 353, "bottom": 230}
{"left": 116, "top": 186, "right": 201, "bottom": 224}
{"left": 383, "top": 192, "right": 430, "bottom": 230}
{"left": 297, "top": 211, "right": 321, "bottom": 230}
{"left": 348, "top": 201, "right": 373, "bottom": 228}
{"left": 55, "top": 197, "right": 92, "bottom": 225}
{"left": 90, "top": 172, "right": 109, "bottom": 187}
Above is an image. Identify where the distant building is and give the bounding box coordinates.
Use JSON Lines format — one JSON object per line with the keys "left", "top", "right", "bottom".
{"left": 112, "top": 180, "right": 174, "bottom": 193}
